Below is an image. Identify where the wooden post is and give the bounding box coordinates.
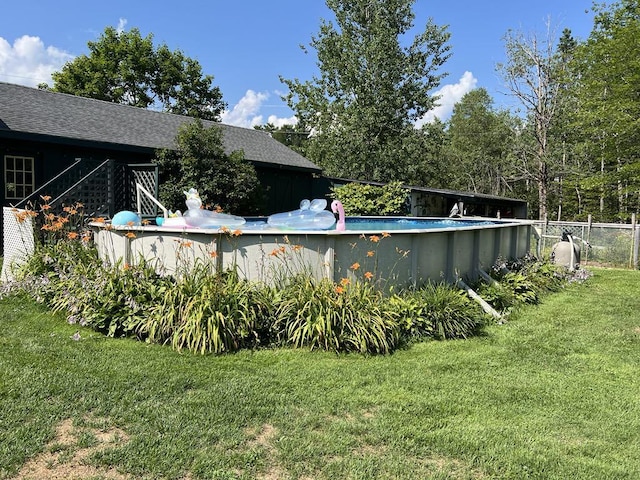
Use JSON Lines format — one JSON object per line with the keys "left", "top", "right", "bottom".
{"left": 457, "top": 278, "right": 502, "bottom": 320}
{"left": 585, "top": 214, "right": 592, "bottom": 265}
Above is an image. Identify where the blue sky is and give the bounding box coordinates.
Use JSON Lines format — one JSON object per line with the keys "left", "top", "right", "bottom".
{"left": 1, "top": 1, "right": 595, "bottom": 128}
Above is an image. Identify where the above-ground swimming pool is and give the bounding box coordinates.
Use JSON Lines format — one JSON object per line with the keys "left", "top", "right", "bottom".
{"left": 92, "top": 216, "right": 532, "bottom": 287}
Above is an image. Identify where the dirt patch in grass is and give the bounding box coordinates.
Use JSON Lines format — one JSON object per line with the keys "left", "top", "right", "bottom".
{"left": 244, "top": 423, "right": 293, "bottom": 480}
{"left": 10, "top": 416, "right": 131, "bottom": 480}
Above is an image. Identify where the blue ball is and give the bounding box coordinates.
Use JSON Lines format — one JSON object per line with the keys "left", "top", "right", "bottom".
{"left": 112, "top": 210, "right": 141, "bottom": 226}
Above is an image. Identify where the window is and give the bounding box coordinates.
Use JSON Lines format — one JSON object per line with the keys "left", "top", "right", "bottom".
{"left": 4, "top": 155, "right": 35, "bottom": 200}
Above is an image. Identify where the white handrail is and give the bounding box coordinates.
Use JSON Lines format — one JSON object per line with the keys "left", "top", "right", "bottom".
{"left": 136, "top": 183, "right": 168, "bottom": 219}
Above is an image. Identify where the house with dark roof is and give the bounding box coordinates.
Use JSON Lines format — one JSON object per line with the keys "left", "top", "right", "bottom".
{"left": 0, "top": 81, "right": 323, "bottom": 224}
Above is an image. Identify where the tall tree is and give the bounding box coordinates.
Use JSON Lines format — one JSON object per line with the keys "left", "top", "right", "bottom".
{"left": 281, "top": 0, "right": 451, "bottom": 182}
{"left": 405, "top": 119, "right": 452, "bottom": 188}
{"left": 497, "top": 20, "right": 568, "bottom": 221}
{"left": 446, "top": 88, "right": 516, "bottom": 196}
{"left": 46, "top": 27, "right": 225, "bottom": 121}
{"left": 568, "top": 0, "right": 640, "bottom": 221}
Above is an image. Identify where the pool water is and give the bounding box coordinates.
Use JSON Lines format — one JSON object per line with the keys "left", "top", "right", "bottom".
{"left": 242, "top": 217, "right": 498, "bottom": 232}
{"left": 343, "top": 218, "right": 497, "bottom": 231}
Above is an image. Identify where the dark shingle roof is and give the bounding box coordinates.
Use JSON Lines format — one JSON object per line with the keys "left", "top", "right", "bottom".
{"left": 0, "top": 82, "right": 320, "bottom": 172}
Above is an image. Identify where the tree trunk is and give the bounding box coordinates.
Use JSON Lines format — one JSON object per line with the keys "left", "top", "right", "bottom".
{"left": 538, "top": 158, "right": 548, "bottom": 221}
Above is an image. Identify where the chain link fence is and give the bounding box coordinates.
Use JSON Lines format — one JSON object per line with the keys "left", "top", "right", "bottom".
{"left": 531, "top": 215, "right": 640, "bottom": 269}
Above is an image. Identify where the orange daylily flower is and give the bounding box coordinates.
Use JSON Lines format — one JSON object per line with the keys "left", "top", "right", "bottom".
{"left": 364, "top": 271, "right": 374, "bottom": 280}
{"left": 369, "top": 235, "right": 380, "bottom": 243}
{"left": 350, "top": 262, "right": 360, "bottom": 270}
{"left": 367, "top": 250, "right": 375, "bottom": 257}
{"left": 67, "top": 232, "right": 79, "bottom": 240}
{"left": 335, "top": 285, "right": 344, "bottom": 294}
{"left": 381, "top": 231, "right": 391, "bottom": 238}
{"left": 124, "top": 232, "right": 136, "bottom": 239}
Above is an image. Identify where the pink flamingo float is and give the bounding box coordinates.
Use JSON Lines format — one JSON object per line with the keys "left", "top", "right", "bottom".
{"left": 331, "top": 200, "right": 346, "bottom": 231}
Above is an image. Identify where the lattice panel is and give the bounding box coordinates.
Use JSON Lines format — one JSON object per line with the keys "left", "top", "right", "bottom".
{"left": 1, "top": 207, "right": 35, "bottom": 281}
{"left": 131, "top": 166, "right": 159, "bottom": 217}
{"left": 113, "top": 163, "right": 129, "bottom": 213}
{"left": 56, "top": 162, "right": 113, "bottom": 218}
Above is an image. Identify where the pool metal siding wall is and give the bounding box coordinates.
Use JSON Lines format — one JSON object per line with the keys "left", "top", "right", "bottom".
{"left": 93, "top": 220, "right": 532, "bottom": 286}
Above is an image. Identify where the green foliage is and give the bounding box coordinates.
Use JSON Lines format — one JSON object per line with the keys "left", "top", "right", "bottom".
{"left": 49, "top": 26, "right": 225, "bottom": 120}
{"left": 274, "top": 278, "right": 400, "bottom": 354}
{"left": 330, "top": 181, "right": 409, "bottom": 216}
{"left": 155, "top": 119, "right": 264, "bottom": 214}
{"left": 477, "top": 255, "right": 589, "bottom": 313}
{"left": 445, "top": 88, "right": 516, "bottom": 197}
{"left": 254, "top": 123, "right": 309, "bottom": 156}
{"left": 396, "top": 283, "right": 485, "bottom": 340}
{"left": 144, "top": 268, "right": 270, "bottom": 354}
{"left": 281, "top": 0, "right": 451, "bottom": 182}
{"left": 52, "top": 258, "right": 170, "bottom": 338}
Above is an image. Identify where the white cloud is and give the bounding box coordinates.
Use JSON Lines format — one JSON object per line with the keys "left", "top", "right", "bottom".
{"left": 415, "top": 71, "right": 478, "bottom": 127}
{"left": 221, "top": 89, "right": 298, "bottom": 128}
{"left": 266, "top": 114, "right": 298, "bottom": 128}
{"left": 221, "top": 90, "right": 268, "bottom": 127}
{"left": 116, "top": 18, "right": 128, "bottom": 34}
{"left": 0, "top": 35, "right": 74, "bottom": 87}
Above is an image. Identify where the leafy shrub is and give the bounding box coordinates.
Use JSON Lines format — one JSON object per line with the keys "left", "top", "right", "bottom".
{"left": 156, "top": 119, "right": 265, "bottom": 215}
{"left": 479, "top": 255, "right": 591, "bottom": 313}
{"left": 330, "top": 181, "right": 409, "bottom": 216}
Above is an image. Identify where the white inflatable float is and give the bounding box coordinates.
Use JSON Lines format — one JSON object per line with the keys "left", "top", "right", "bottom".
{"left": 267, "top": 199, "right": 336, "bottom": 230}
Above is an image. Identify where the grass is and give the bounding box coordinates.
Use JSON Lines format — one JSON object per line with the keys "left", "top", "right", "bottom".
{"left": 1, "top": 267, "right": 639, "bottom": 479}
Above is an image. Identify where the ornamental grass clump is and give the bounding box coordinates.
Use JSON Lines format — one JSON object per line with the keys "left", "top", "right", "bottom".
{"left": 396, "top": 283, "right": 486, "bottom": 340}
{"left": 142, "top": 264, "right": 272, "bottom": 354}
{"left": 274, "top": 276, "right": 400, "bottom": 354}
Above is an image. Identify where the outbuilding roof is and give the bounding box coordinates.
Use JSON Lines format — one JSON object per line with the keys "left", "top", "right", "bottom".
{"left": 0, "top": 81, "right": 320, "bottom": 172}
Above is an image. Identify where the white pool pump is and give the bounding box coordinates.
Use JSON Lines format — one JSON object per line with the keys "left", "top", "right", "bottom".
{"left": 551, "top": 232, "right": 581, "bottom": 271}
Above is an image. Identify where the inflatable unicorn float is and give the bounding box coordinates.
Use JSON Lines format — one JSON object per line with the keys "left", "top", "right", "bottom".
{"left": 152, "top": 188, "right": 245, "bottom": 228}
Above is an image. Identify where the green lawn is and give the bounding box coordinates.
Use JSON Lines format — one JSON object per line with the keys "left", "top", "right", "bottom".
{"left": 1, "top": 268, "right": 639, "bottom": 479}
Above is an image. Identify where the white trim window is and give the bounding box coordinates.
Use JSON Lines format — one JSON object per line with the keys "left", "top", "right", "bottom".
{"left": 4, "top": 155, "right": 35, "bottom": 200}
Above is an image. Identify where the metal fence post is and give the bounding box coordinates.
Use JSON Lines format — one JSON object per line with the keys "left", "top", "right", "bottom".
{"left": 631, "top": 213, "right": 638, "bottom": 270}
{"left": 585, "top": 214, "right": 592, "bottom": 265}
